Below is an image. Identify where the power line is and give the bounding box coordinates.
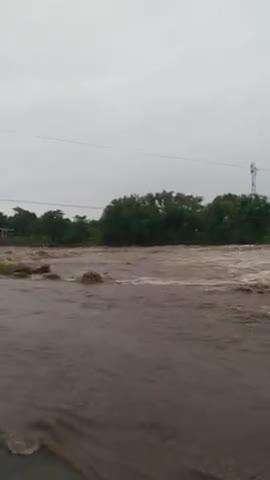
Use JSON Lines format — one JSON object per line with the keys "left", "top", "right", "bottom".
{"left": 2, "top": 129, "right": 270, "bottom": 172}
{"left": 0, "top": 129, "right": 248, "bottom": 170}
{"left": 0, "top": 198, "right": 103, "bottom": 210}
{"left": 38, "top": 134, "right": 270, "bottom": 172}
{"left": 36, "top": 134, "right": 246, "bottom": 169}
{"left": 2, "top": 129, "right": 270, "bottom": 202}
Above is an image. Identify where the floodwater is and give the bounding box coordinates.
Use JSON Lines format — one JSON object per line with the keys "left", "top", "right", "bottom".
{"left": 0, "top": 245, "right": 270, "bottom": 479}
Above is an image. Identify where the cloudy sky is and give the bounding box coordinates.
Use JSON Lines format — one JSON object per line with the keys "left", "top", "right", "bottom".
{"left": 1, "top": 0, "right": 269, "bottom": 217}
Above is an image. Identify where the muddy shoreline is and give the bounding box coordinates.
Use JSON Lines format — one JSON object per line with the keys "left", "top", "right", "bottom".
{"left": 0, "top": 246, "right": 270, "bottom": 479}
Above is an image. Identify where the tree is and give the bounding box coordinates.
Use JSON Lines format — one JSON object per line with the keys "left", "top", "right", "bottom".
{"left": 101, "top": 191, "right": 204, "bottom": 246}
{"left": 9, "top": 207, "right": 38, "bottom": 237}
{"left": 0, "top": 212, "right": 8, "bottom": 228}
{"left": 237, "top": 195, "right": 270, "bottom": 243}
{"left": 65, "top": 215, "right": 90, "bottom": 244}
{"left": 1, "top": 192, "right": 270, "bottom": 247}
{"left": 39, "top": 210, "right": 70, "bottom": 244}
{"left": 156, "top": 191, "right": 203, "bottom": 244}
{"left": 204, "top": 194, "right": 270, "bottom": 244}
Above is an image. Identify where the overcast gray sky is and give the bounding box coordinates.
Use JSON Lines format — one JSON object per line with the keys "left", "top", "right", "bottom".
{"left": 1, "top": 0, "right": 270, "bottom": 217}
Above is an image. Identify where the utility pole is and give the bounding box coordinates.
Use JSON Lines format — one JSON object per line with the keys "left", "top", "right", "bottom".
{"left": 250, "top": 162, "right": 258, "bottom": 195}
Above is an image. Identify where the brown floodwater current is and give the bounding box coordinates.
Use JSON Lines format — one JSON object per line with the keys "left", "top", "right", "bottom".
{"left": 0, "top": 245, "right": 270, "bottom": 479}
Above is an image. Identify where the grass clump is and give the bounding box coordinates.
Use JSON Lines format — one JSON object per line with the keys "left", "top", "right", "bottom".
{"left": 0, "top": 262, "right": 32, "bottom": 278}
{"left": 0, "top": 262, "right": 15, "bottom": 276}
{"left": 80, "top": 271, "right": 103, "bottom": 284}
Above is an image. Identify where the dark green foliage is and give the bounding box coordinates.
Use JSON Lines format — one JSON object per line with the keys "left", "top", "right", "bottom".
{"left": 67, "top": 215, "right": 91, "bottom": 244}
{"left": 1, "top": 208, "right": 97, "bottom": 246}
{"left": 101, "top": 192, "right": 270, "bottom": 246}
{"left": 39, "top": 210, "right": 70, "bottom": 244}
{"left": 1, "top": 192, "right": 270, "bottom": 246}
{"left": 9, "top": 207, "right": 38, "bottom": 236}
{"left": 204, "top": 194, "right": 270, "bottom": 244}
{"left": 101, "top": 191, "right": 203, "bottom": 245}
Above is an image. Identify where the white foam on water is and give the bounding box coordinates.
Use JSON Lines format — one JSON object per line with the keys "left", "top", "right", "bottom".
{"left": 116, "top": 277, "right": 238, "bottom": 286}
{"left": 240, "top": 270, "right": 270, "bottom": 285}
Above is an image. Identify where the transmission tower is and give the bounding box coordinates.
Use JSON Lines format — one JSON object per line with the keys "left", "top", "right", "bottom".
{"left": 250, "top": 162, "right": 258, "bottom": 195}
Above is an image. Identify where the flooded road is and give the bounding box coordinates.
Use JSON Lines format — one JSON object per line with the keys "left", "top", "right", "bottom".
{"left": 0, "top": 246, "right": 270, "bottom": 479}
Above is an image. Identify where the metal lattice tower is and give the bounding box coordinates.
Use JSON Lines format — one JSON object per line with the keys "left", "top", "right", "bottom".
{"left": 250, "top": 162, "right": 258, "bottom": 195}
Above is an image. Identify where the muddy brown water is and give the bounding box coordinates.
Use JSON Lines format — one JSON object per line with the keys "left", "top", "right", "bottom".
{"left": 0, "top": 246, "right": 270, "bottom": 479}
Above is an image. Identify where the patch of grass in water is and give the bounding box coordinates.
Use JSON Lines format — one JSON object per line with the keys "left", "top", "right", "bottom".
{"left": 0, "top": 262, "right": 31, "bottom": 278}
{"left": 0, "top": 262, "right": 14, "bottom": 276}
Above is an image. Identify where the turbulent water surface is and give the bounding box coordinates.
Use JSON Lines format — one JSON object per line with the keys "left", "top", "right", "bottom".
{"left": 0, "top": 245, "right": 270, "bottom": 479}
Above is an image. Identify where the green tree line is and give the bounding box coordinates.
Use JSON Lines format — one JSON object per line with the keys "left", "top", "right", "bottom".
{"left": 1, "top": 192, "right": 270, "bottom": 246}
{"left": 0, "top": 208, "right": 101, "bottom": 245}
